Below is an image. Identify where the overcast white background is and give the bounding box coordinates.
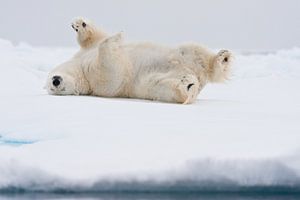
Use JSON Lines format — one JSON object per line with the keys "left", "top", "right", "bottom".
{"left": 0, "top": 0, "right": 299, "bottom": 50}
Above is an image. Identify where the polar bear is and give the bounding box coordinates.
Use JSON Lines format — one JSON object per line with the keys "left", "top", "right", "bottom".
{"left": 46, "top": 17, "right": 232, "bottom": 104}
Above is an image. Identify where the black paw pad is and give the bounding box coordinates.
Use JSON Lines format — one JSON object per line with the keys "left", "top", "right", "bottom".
{"left": 187, "top": 83, "right": 195, "bottom": 91}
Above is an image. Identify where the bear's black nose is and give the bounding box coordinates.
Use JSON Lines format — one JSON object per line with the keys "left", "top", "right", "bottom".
{"left": 52, "top": 76, "right": 62, "bottom": 87}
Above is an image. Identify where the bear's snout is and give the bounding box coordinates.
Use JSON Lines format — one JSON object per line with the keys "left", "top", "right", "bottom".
{"left": 52, "top": 76, "right": 62, "bottom": 87}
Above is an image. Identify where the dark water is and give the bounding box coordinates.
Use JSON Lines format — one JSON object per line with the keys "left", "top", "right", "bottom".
{"left": 1, "top": 193, "right": 300, "bottom": 200}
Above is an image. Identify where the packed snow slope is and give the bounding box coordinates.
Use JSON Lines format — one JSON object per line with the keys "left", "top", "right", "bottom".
{"left": 0, "top": 39, "right": 300, "bottom": 193}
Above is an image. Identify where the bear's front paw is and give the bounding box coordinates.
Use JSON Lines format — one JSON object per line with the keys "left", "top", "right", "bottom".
{"left": 71, "top": 17, "right": 88, "bottom": 32}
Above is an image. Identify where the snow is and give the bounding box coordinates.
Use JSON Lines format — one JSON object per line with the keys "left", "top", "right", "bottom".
{"left": 0, "top": 38, "right": 300, "bottom": 192}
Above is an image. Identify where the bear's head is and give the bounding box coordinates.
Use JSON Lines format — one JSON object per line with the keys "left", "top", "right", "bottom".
{"left": 46, "top": 73, "right": 79, "bottom": 95}
{"left": 45, "top": 60, "right": 90, "bottom": 96}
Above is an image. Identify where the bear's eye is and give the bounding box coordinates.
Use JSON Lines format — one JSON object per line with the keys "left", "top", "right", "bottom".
{"left": 82, "top": 22, "right": 86, "bottom": 27}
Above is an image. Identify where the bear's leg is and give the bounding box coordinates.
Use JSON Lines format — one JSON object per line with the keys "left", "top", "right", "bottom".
{"left": 139, "top": 72, "right": 200, "bottom": 104}
{"left": 88, "top": 33, "right": 132, "bottom": 97}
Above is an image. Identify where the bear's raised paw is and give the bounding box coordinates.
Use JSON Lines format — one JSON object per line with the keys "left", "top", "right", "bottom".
{"left": 71, "top": 17, "right": 89, "bottom": 32}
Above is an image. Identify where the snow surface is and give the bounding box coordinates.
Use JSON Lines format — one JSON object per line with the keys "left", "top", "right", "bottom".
{"left": 0, "top": 38, "right": 300, "bottom": 192}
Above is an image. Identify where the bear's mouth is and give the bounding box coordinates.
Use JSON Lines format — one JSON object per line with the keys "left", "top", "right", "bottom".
{"left": 50, "top": 87, "right": 66, "bottom": 92}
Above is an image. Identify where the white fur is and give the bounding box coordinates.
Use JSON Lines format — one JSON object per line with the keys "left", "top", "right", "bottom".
{"left": 46, "top": 18, "right": 233, "bottom": 104}
{"left": 46, "top": 59, "right": 90, "bottom": 95}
